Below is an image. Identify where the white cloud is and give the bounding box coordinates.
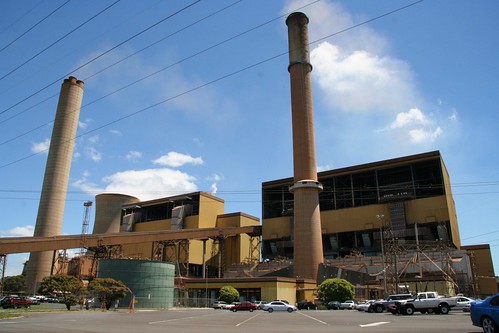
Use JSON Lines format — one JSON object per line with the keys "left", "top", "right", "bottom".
{"left": 102, "top": 168, "right": 198, "bottom": 201}
{"left": 78, "top": 118, "right": 93, "bottom": 129}
{"left": 153, "top": 151, "right": 203, "bottom": 167}
{"left": 85, "top": 146, "right": 102, "bottom": 162}
{"left": 390, "top": 108, "right": 429, "bottom": 129}
{"left": 73, "top": 168, "right": 199, "bottom": 201}
{"left": 206, "top": 173, "right": 223, "bottom": 195}
{"left": 126, "top": 150, "right": 142, "bottom": 160}
{"left": 317, "top": 164, "right": 334, "bottom": 172}
{"left": 312, "top": 42, "right": 416, "bottom": 114}
{"left": 31, "top": 138, "right": 50, "bottom": 154}
{"left": 0, "top": 225, "right": 34, "bottom": 237}
{"left": 408, "top": 127, "right": 443, "bottom": 143}
{"left": 87, "top": 135, "right": 99, "bottom": 145}
{"left": 109, "top": 129, "right": 122, "bottom": 136}
{"left": 210, "top": 182, "right": 218, "bottom": 194}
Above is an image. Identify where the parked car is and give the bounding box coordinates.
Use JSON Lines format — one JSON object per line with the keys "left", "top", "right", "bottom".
{"left": 272, "top": 299, "right": 289, "bottom": 304}
{"left": 327, "top": 300, "right": 341, "bottom": 310}
{"left": 454, "top": 296, "right": 475, "bottom": 311}
{"left": 297, "top": 301, "right": 317, "bottom": 310}
{"left": 212, "top": 300, "right": 227, "bottom": 309}
{"left": 340, "top": 300, "right": 356, "bottom": 310}
{"left": 253, "top": 301, "right": 268, "bottom": 310}
{"left": 27, "top": 296, "right": 40, "bottom": 305}
{"left": 262, "top": 301, "right": 297, "bottom": 313}
{"left": 470, "top": 293, "right": 499, "bottom": 333}
{"left": 230, "top": 301, "right": 257, "bottom": 312}
{"left": 368, "top": 294, "right": 414, "bottom": 313}
{"left": 356, "top": 300, "right": 375, "bottom": 312}
{"left": 223, "top": 302, "right": 240, "bottom": 310}
{"left": 1, "top": 296, "right": 32, "bottom": 309}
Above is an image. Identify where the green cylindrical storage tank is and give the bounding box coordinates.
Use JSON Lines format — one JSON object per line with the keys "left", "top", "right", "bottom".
{"left": 97, "top": 259, "right": 175, "bottom": 309}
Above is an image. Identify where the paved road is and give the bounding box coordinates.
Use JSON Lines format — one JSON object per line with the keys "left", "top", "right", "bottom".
{"left": 0, "top": 308, "right": 481, "bottom": 333}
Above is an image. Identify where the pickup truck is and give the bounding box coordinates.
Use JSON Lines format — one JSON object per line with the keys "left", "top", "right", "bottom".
{"left": 1, "top": 296, "right": 32, "bottom": 309}
{"left": 389, "top": 291, "right": 457, "bottom": 315}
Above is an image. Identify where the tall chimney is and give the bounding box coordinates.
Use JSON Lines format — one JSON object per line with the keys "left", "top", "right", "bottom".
{"left": 25, "top": 76, "right": 84, "bottom": 292}
{"left": 286, "top": 12, "right": 323, "bottom": 280}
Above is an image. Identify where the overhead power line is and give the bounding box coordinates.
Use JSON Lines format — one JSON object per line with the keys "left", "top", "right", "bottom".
{"left": 0, "top": 0, "right": 317, "bottom": 147}
{"left": 0, "top": 0, "right": 71, "bottom": 53}
{"left": 0, "top": 0, "right": 200, "bottom": 117}
{"left": 0, "top": 0, "right": 43, "bottom": 35}
{"left": 0, "top": 0, "right": 121, "bottom": 83}
{"left": 0, "top": 0, "right": 424, "bottom": 169}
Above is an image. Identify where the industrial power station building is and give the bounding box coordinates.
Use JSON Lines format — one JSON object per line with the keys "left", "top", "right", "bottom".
{"left": 73, "top": 150, "right": 496, "bottom": 308}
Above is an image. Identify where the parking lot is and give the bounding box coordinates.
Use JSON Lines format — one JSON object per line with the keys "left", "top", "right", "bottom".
{"left": 0, "top": 308, "right": 481, "bottom": 333}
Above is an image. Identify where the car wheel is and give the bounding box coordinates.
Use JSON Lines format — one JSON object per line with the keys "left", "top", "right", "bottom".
{"left": 439, "top": 304, "right": 450, "bottom": 315}
{"left": 375, "top": 305, "right": 384, "bottom": 313}
{"left": 481, "top": 316, "right": 497, "bottom": 333}
{"left": 403, "top": 306, "right": 414, "bottom": 316}
{"left": 287, "top": 308, "right": 293, "bottom": 313}
{"left": 249, "top": 309, "right": 253, "bottom": 312}
{"left": 268, "top": 308, "right": 273, "bottom": 313}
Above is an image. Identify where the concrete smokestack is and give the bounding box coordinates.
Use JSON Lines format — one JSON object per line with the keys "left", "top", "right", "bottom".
{"left": 26, "top": 76, "right": 84, "bottom": 292}
{"left": 286, "top": 12, "right": 323, "bottom": 280}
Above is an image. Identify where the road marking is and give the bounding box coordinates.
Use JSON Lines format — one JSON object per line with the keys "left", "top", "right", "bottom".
{"left": 236, "top": 313, "right": 261, "bottom": 326}
{"left": 297, "top": 311, "right": 328, "bottom": 325}
{"left": 149, "top": 313, "right": 213, "bottom": 324}
{"left": 359, "top": 321, "right": 390, "bottom": 327}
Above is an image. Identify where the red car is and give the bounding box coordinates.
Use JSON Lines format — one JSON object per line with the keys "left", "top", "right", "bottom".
{"left": 230, "top": 301, "right": 257, "bottom": 312}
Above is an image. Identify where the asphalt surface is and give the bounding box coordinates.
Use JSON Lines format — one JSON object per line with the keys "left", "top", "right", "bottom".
{"left": 0, "top": 308, "right": 482, "bottom": 333}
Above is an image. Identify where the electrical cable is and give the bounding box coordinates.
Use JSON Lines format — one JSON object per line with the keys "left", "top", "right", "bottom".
{"left": 0, "top": 0, "right": 427, "bottom": 177}
{"left": 0, "top": 0, "right": 71, "bottom": 53}
{"left": 0, "top": 0, "right": 200, "bottom": 117}
{"left": 0, "top": 0, "right": 121, "bottom": 83}
{"left": 0, "top": 0, "right": 314, "bottom": 143}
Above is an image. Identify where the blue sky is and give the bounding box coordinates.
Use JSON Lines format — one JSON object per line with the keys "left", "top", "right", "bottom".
{"left": 1, "top": 0, "right": 498, "bottom": 278}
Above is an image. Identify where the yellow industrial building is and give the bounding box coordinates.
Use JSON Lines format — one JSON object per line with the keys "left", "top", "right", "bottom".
{"left": 60, "top": 150, "right": 496, "bottom": 306}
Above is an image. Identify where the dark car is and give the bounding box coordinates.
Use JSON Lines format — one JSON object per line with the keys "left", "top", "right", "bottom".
{"left": 368, "top": 294, "right": 413, "bottom": 313}
{"left": 470, "top": 293, "right": 499, "bottom": 333}
{"left": 297, "top": 301, "right": 317, "bottom": 310}
{"left": 327, "top": 300, "right": 341, "bottom": 310}
{"left": 230, "top": 301, "right": 257, "bottom": 312}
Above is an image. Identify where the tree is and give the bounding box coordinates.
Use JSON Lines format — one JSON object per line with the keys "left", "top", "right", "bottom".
{"left": 2, "top": 275, "right": 26, "bottom": 293}
{"left": 218, "top": 285, "right": 239, "bottom": 303}
{"left": 317, "top": 278, "right": 355, "bottom": 303}
{"left": 38, "top": 274, "right": 84, "bottom": 310}
{"left": 87, "top": 278, "right": 128, "bottom": 310}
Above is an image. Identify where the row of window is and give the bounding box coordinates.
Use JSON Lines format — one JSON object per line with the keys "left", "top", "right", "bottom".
{"left": 261, "top": 222, "right": 451, "bottom": 259}
{"left": 263, "top": 159, "right": 445, "bottom": 219}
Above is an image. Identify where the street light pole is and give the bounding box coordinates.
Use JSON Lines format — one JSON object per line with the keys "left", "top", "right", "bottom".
{"left": 377, "top": 214, "right": 388, "bottom": 298}
{"left": 205, "top": 266, "right": 208, "bottom": 307}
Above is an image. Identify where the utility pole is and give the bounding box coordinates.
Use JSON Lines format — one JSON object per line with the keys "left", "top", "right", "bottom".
{"left": 376, "top": 215, "right": 388, "bottom": 298}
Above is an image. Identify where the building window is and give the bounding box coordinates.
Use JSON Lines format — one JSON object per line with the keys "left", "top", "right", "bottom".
{"left": 413, "top": 159, "right": 444, "bottom": 198}
{"left": 335, "top": 175, "right": 353, "bottom": 209}
{"left": 352, "top": 171, "right": 377, "bottom": 207}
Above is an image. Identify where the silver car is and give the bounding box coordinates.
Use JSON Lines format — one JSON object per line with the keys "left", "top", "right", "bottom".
{"left": 262, "top": 301, "right": 297, "bottom": 313}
